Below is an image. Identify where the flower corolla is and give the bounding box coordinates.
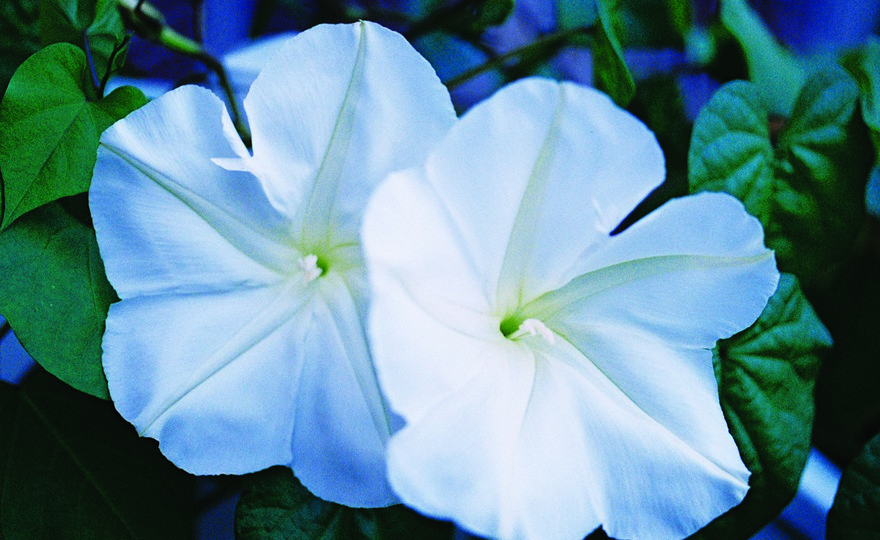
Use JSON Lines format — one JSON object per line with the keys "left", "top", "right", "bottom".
{"left": 89, "top": 21, "right": 456, "bottom": 507}
{"left": 362, "top": 78, "right": 780, "bottom": 539}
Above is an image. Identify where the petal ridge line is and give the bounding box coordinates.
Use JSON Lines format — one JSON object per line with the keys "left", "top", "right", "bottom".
{"left": 495, "top": 84, "right": 567, "bottom": 311}
{"left": 320, "top": 271, "right": 393, "bottom": 439}
{"left": 135, "top": 279, "right": 311, "bottom": 436}
{"left": 100, "top": 142, "right": 297, "bottom": 275}
{"left": 298, "top": 20, "right": 368, "bottom": 249}
{"left": 529, "top": 251, "right": 773, "bottom": 321}
{"left": 548, "top": 330, "right": 747, "bottom": 483}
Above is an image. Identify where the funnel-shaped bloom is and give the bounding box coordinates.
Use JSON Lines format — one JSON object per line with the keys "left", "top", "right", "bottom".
{"left": 362, "top": 78, "right": 779, "bottom": 538}
{"left": 89, "top": 21, "right": 456, "bottom": 507}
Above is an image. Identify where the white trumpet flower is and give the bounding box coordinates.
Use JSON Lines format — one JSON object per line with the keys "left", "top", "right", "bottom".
{"left": 89, "top": 21, "right": 455, "bottom": 507}
{"left": 362, "top": 78, "right": 779, "bottom": 539}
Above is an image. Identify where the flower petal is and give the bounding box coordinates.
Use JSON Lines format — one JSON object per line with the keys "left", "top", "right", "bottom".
{"left": 91, "top": 85, "right": 297, "bottom": 298}
{"left": 364, "top": 78, "right": 773, "bottom": 539}
{"left": 385, "top": 350, "right": 541, "bottom": 537}
{"left": 103, "top": 281, "right": 311, "bottom": 475}
{"left": 291, "top": 272, "right": 397, "bottom": 507}
{"left": 367, "top": 166, "right": 751, "bottom": 538}
{"left": 94, "top": 23, "right": 455, "bottom": 507}
{"left": 536, "top": 338, "right": 750, "bottom": 540}
{"left": 538, "top": 192, "right": 779, "bottom": 350}
{"left": 105, "top": 274, "right": 398, "bottom": 506}
{"left": 363, "top": 168, "right": 493, "bottom": 321}
{"left": 419, "top": 78, "right": 664, "bottom": 310}
{"left": 244, "top": 21, "right": 456, "bottom": 248}
{"left": 387, "top": 336, "right": 749, "bottom": 540}
{"left": 363, "top": 171, "right": 502, "bottom": 421}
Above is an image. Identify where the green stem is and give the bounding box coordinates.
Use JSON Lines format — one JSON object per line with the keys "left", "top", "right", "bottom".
{"left": 443, "top": 25, "right": 594, "bottom": 90}
{"left": 194, "top": 47, "right": 252, "bottom": 148}
{"left": 99, "top": 34, "right": 132, "bottom": 97}
{"left": 156, "top": 26, "right": 251, "bottom": 146}
{"left": 405, "top": 0, "right": 473, "bottom": 40}
{"left": 119, "top": 0, "right": 252, "bottom": 146}
{"left": 167, "top": 34, "right": 252, "bottom": 146}
{"left": 82, "top": 31, "right": 102, "bottom": 100}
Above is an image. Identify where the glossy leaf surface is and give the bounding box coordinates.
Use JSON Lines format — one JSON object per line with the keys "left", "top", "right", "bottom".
{"left": 691, "top": 274, "right": 831, "bottom": 539}
{"left": 0, "top": 42, "right": 146, "bottom": 229}
{"left": 235, "top": 466, "right": 452, "bottom": 540}
{"left": 0, "top": 201, "right": 113, "bottom": 399}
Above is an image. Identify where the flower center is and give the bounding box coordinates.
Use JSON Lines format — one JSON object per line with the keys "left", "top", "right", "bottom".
{"left": 501, "top": 317, "right": 556, "bottom": 345}
{"left": 298, "top": 254, "right": 327, "bottom": 283}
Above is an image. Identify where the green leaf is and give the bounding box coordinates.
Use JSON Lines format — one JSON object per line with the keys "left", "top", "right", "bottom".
{"left": 235, "top": 466, "right": 453, "bottom": 540}
{"left": 592, "top": 0, "right": 635, "bottom": 106}
{"left": 39, "top": 0, "right": 128, "bottom": 84}
{"left": 0, "top": 200, "right": 114, "bottom": 399}
{"left": 471, "top": 0, "right": 515, "bottom": 28}
{"left": 0, "top": 42, "right": 147, "bottom": 230}
{"left": 0, "top": 369, "right": 194, "bottom": 539}
{"left": 555, "top": 0, "right": 598, "bottom": 30}
{"left": 431, "top": 0, "right": 515, "bottom": 37}
{"left": 612, "top": 0, "right": 683, "bottom": 49}
{"left": 0, "top": 0, "right": 41, "bottom": 98}
{"left": 842, "top": 36, "right": 880, "bottom": 162}
{"left": 690, "top": 273, "right": 830, "bottom": 539}
{"left": 667, "top": 0, "right": 691, "bottom": 37}
{"left": 827, "top": 433, "right": 880, "bottom": 539}
{"left": 689, "top": 67, "right": 872, "bottom": 285}
{"left": 719, "top": 0, "right": 806, "bottom": 115}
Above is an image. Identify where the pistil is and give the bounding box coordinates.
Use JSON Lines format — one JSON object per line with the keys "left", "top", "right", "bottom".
{"left": 298, "top": 254, "right": 323, "bottom": 283}
{"left": 509, "top": 318, "right": 556, "bottom": 345}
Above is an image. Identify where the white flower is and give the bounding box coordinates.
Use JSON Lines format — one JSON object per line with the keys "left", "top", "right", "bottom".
{"left": 89, "top": 21, "right": 456, "bottom": 507}
{"left": 362, "top": 78, "right": 779, "bottom": 538}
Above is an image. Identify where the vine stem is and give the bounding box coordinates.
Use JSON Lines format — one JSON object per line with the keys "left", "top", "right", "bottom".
{"left": 157, "top": 25, "right": 252, "bottom": 147}
{"left": 404, "top": 0, "right": 476, "bottom": 40}
{"left": 443, "top": 25, "right": 594, "bottom": 90}
{"left": 196, "top": 50, "right": 251, "bottom": 148}
{"left": 120, "top": 0, "right": 252, "bottom": 147}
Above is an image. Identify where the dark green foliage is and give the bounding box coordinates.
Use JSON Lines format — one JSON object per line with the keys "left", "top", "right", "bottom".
{"left": 690, "top": 274, "right": 830, "bottom": 538}
{"left": 689, "top": 67, "right": 872, "bottom": 285}
{"left": 0, "top": 369, "right": 194, "bottom": 539}
{"left": 236, "top": 466, "right": 453, "bottom": 540}
{"left": 827, "top": 434, "right": 880, "bottom": 539}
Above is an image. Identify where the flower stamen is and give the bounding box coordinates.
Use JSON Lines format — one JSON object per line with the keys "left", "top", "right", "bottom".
{"left": 298, "top": 254, "right": 323, "bottom": 283}
{"left": 509, "top": 318, "right": 556, "bottom": 345}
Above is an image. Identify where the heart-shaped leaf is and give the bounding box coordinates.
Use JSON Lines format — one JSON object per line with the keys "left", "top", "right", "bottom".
{"left": 0, "top": 200, "right": 113, "bottom": 399}
{"left": 689, "top": 67, "right": 872, "bottom": 284}
{"left": 39, "top": 0, "right": 128, "bottom": 83}
{"left": 0, "top": 42, "right": 146, "bottom": 230}
{"left": 690, "top": 273, "right": 831, "bottom": 538}
{"left": 235, "top": 466, "right": 452, "bottom": 540}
